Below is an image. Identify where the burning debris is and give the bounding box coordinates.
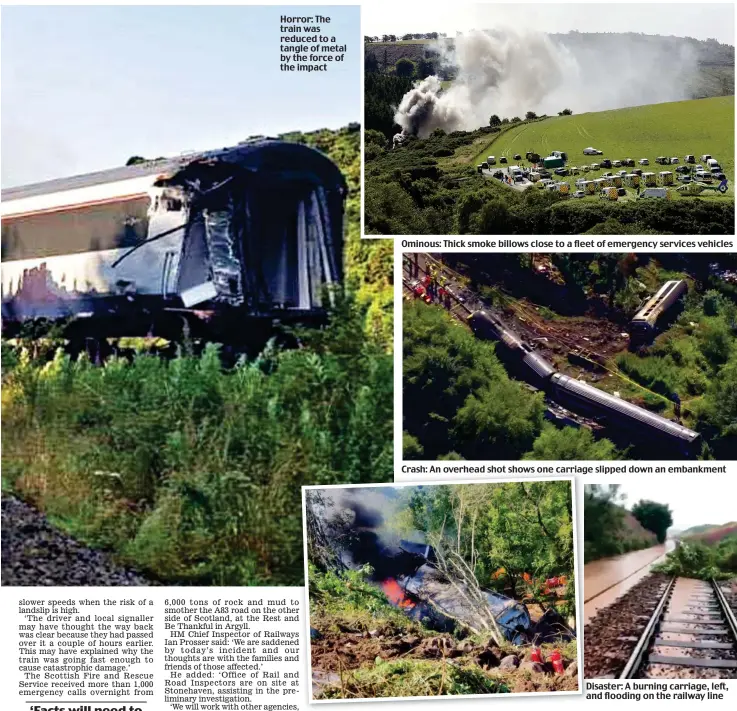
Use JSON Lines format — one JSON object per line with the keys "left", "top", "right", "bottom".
{"left": 306, "top": 483, "right": 579, "bottom": 699}
{"left": 305, "top": 486, "right": 575, "bottom": 646}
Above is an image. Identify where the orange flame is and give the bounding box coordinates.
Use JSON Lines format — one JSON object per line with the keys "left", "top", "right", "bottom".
{"left": 381, "top": 578, "right": 415, "bottom": 609}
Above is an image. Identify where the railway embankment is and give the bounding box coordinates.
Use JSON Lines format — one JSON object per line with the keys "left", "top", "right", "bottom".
{"left": 1, "top": 494, "right": 153, "bottom": 586}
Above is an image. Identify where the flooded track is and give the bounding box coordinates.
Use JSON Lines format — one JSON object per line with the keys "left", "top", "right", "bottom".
{"left": 584, "top": 544, "right": 670, "bottom": 624}
{"left": 585, "top": 575, "right": 737, "bottom": 679}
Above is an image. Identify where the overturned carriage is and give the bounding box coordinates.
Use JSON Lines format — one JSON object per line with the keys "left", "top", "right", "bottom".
{"left": 1, "top": 140, "right": 346, "bottom": 344}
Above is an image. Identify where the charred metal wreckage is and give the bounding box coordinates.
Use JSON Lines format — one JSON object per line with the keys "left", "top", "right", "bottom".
{"left": 1, "top": 140, "right": 346, "bottom": 347}
{"left": 335, "top": 503, "right": 571, "bottom": 646}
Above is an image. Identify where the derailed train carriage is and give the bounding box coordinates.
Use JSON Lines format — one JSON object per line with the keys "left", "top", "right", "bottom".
{"left": 1, "top": 140, "right": 346, "bottom": 347}
{"left": 467, "top": 309, "right": 700, "bottom": 456}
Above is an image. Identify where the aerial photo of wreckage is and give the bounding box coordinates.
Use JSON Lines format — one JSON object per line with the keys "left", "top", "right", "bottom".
{"left": 305, "top": 482, "right": 579, "bottom": 699}
{"left": 584, "top": 484, "right": 737, "bottom": 680}
{"left": 1, "top": 131, "right": 395, "bottom": 587}
{"left": 403, "top": 252, "right": 737, "bottom": 461}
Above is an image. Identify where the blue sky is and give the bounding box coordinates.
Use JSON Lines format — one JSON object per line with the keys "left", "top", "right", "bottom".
{"left": 1, "top": 5, "right": 359, "bottom": 187}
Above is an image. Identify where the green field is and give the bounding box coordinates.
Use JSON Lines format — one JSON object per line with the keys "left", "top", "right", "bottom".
{"left": 471, "top": 96, "right": 735, "bottom": 200}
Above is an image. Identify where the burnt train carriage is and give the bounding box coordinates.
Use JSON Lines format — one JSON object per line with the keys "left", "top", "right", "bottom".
{"left": 1, "top": 140, "right": 346, "bottom": 343}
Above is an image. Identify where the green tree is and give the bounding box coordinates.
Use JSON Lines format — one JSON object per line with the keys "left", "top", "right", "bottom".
{"left": 632, "top": 500, "right": 674, "bottom": 543}
{"left": 403, "top": 432, "right": 424, "bottom": 459}
{"left": 395, "top": 58, "right": 416, "bottom": 78}
{"left": 558, "top": 108, "right": 573, "bottom": 116}
{"left": 525, "top": 111, "right": 537, "bottom": 120}
{"left": 489, "top": 114, "right": 501, "bottom": 127}
{"left": 524, "top": 425, "right": 621, "bottom": 460}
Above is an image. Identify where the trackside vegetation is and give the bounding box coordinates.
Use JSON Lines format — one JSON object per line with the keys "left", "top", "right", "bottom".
{"left": 583, "top": 485, "right": 661, "bottom": 563}
{"left": 1, "top": 125, "right": 394, "bottom": 586}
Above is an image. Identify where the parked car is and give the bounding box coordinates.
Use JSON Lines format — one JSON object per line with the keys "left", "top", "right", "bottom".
{"left": 513, "top": 153, "right": 522, "bottom": 160}
{"left": 601, "top": 159, "right": 612, "bottom": 168}
{"left": 685, "top": 155, "right": 695, "bottom": 163}
{"left": 554, "top": 167, "right": 569, "bottom": 176}
{"left": 500, "top": 156, "right": 508, "bottom": 164}
{"left": 583, "top": 147, "right": 603, "bottom": 155}
{"left": 639, "top": 158, "right": 649, "bottom": 165}
{"left": 617, "top": 187, "right": 627, "bottom": 196}
{"left": 670, "top": 157, "right": 679, "bottom": 164}
{"left": 677, "top": 174, "right": 692, "bottom": 183}
{"left": 572, "top": 190, "right": 586, "bottom": 198}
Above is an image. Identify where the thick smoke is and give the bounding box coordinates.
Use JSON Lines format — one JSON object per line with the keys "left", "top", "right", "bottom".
{"left": 394, "top": 28, "right": 699, "bottom": 137}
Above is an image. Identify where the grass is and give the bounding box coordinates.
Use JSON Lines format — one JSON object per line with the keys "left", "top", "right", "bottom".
{"left": 1, "top": 296, "right": 393, "bottom": 586}
{"left": 469, "top": 96, "right": 735, "bottom": 199}
{"left": 309, "top": 567, "right": 578, "bottom": 699}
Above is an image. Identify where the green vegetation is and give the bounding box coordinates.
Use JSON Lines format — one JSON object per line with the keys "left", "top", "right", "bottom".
{"left": 631, "top": 500, "right": 674, "bottom": 544}
{"left": 307, "top": 482, "right": 576, "bottom": 699}
{"left": 1, "top": 125, "right": 394, "bottom": 586}
{"left": 422, "top": 253, "right": 737, "bottom": 458}
{"left": 403, "top": 301, "right": 622, "bottom": 460}
{"left": 583, "top": 485, "right": 658, "bottom": 563}
{"left": 653, "top": 534, "right": 737, "bottom": 580}
{"left": 365, "top": 74, "right": 734, "bottom": 234}
{"left": 522, "top": 426, "right": 622, "bottom": 461}
{"left": 485, "top": 96, "right": 734, "bottom": 190}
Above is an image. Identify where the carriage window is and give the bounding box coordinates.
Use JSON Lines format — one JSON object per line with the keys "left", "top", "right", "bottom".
{"left": 1, "top": 195, "right": 151, "bottom": 261}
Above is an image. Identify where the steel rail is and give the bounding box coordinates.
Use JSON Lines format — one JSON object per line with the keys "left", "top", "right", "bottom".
{"left": 619, "top": 576, "right": 676, "bottom": 679}
{"left": 712, "top": 578, "right": 737, "bottom": 647}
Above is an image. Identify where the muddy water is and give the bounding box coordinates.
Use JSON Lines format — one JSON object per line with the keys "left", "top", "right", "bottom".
{"left": 583, "top": 543, "right": 672, "bottom": 624}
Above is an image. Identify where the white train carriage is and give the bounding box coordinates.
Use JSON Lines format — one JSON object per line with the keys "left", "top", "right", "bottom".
{"left": 1, "top": 140, "right": 346, "bottom": 338}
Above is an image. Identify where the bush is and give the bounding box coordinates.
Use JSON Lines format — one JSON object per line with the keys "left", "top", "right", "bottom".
{"left": 2, "top": 295, "right": 393, "bottom": 586}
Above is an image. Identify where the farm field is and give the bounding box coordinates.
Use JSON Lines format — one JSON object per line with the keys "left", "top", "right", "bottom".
{"left": 471, "top": 96, "right": 735, "bottom": 200}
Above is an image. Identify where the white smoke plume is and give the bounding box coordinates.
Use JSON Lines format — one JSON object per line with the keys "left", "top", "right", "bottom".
{"left": 394, "top": 28, "right": 700, "bottom": 137}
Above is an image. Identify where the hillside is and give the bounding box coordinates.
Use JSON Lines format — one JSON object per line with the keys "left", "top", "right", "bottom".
{"left": 622, "top": 508, "right": 659, "bottom": 546}
{"left": 479, "top": 96, "right": 734, "bottom": 195}
{"left": 365, "top": 32, "right": 734, "bottom": 99}
{"left": 1, "top": 125, "right": 395, "bottom": 587}
{"left": 683, "top": 522, "right": 737, "bottom": 544}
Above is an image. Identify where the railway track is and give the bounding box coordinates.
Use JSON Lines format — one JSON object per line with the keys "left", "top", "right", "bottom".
{"left": 621, "top": 577, "right": 737, "bottom": 679}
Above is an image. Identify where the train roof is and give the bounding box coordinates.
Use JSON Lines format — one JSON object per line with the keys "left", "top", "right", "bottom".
{"left": 632, "top": 280, "right": 686, "bottom": 322}
{"left": 1, "top": 139, "right": 346, "bottom": 202}
{"left": 551, "top": 373, "right": 699, "bottom": 443}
